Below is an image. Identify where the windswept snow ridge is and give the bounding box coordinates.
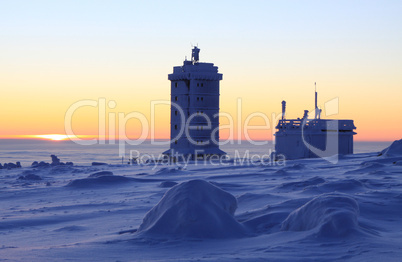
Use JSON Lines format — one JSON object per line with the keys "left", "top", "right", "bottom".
{"left": 1, "top": 141, "right": 402, "bottom": 261}
{"left": 137, "top": 179, "right": 247, "bottom": 238}
{"left": 281, "top": 193, "right": 360, "bottom": 237}
{"left": 380, "top": 139, "right": 402, "bottom": 156}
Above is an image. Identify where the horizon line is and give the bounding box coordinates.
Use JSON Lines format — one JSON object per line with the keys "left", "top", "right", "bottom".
{"left": 0, "top": 137, "right": 395, "bottom": 143}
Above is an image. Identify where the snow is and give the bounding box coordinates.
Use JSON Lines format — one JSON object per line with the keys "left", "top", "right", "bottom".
{"left": 137, "top": 179, "right": 246, "bottom": 239}
{"left": 1, "top": 142, "right": 402, "bottom": 261}
{"left": 158, "top": 181, "right": 178, "bottom": 188}
{"left": 66, "top": 175, "right": 132, "bottom": 188}
{"left": 281, "top": 193, "right": 360, "bottom": 237}
{"left": 18, "top": 173, "right": 42, "bottom": 181}
{"left": 88, "top": 171, "right": 114, "bottom": 177}
{"left": 380, "top": 139, "right": 402, "bottom": 156}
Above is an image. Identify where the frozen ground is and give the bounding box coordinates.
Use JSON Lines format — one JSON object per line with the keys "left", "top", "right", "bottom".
{"left": 1, "top": 148, "right": 402, "bottom": 261}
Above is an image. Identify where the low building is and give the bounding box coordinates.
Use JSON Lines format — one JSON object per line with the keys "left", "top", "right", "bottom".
{"left": 274, "top": 85, "right": 356, "bottom": 160}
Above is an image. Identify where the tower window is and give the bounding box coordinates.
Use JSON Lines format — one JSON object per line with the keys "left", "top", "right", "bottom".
{"left": 175, "top": 140, "right": 178, "bottom": 144}
{"left": 175, "top": 96, "right": 178, "bottom": 101}
{"left": 197, "top": 83, "right": 199, "bottom": 87}
{"left": 175, "top": 111, "right": 178, "bottom": 116}
{"left": 201, "top": 83, "right": 204, "bottom": 87}
{"left": 175, "top": 125, "right": 177, "bottom": 130}
{"left": 175, "top": 82, "right": 178, "bottom": 88}
{"left": 197, "top": 97, "right": 199, "bottom": 101}
{"left": 201, "top": 97, "right": 204, "bottom": 101}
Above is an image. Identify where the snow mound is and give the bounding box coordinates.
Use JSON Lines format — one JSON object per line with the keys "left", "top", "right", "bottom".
{"left": 30, "top": 155, "right": 73, "bottom": 167}
{"left": 18, "top": 173, "right": 42, "bottom": 180}
{"left": 137, "top": 179, "right": 246, "bottom": 239}
{"left": 283, "top": 163, "right": 307, "bottom": 171}
{"left": 154, "top": 167, "right": 182, "bottom": 175}
{"left": 1, "top": 162, "right": 21, "bottom": 169}
{"left": 345, "top": 162, "right": 385, "bottom": 174}
{"left": 66, "top": 175, "right": 131, "bottom": 188}
{"left": 88, "top": 171, "right": 114, "bottom": 178}
{"left": 281, "top": 193, "right": 360, "bottom": 237}
{"left": 54, "top": 225, "right": 87, "bottom": 232}
{"left": 276, "top": 176, "right": 326, "bottom": 191}
{"left": 317, "top": 179, "right": 365, "bottom": 193}
{"left": 380, "top": 139, "right": 402, "bottom": 156}
{"left": 158, "top": 181, "right": 178, "bottom": 188}
{"left": 91, "top": 162, "right": 108, "bottom": 166}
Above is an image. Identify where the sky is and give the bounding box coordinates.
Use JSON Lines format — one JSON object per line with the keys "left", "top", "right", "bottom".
{"left": 1, "top": 0, "right": 401, "bottom": 141}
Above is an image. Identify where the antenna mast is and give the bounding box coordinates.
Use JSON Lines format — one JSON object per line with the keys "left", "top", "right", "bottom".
{"left": 315, "top": 82, "right": 317, "bottom": 109}
{"left": 191, "top": 46, "right": 200, "bottom": 64}
{"left": 314, "top": 82, "right": 318, "bottom": 119}
{"left": 281, "top": 100, "right": 286, "bottom": 120}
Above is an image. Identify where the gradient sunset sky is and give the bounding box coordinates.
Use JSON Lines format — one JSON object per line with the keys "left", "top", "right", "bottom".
{"left": 1, "top": 0, "right": 401, "bottom": 141}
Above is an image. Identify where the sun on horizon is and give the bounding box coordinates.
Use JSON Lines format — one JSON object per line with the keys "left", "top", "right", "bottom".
{"left": 33, "top": 134, "right": 71, "bottom": 141}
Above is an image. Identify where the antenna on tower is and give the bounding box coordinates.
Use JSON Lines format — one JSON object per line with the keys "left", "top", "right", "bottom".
{"left": 191, "top": 46, "right": 200, "bottom": 63}
{"left": 315, "top": 82, "right": 317, "bottom": 109}
{"left": 282, "top": 100, "right": 286, "bottom": 120}
{"left": 314, "top": 82, "right": 320, "bottom": 119}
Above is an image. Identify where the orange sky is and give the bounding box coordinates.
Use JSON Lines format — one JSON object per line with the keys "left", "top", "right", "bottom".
{"left": 1, "top": 1, "right": 401, "bottom": 142}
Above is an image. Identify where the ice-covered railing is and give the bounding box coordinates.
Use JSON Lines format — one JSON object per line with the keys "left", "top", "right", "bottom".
{"left": 276, "top": 119, "right": 356, "bottom": 131}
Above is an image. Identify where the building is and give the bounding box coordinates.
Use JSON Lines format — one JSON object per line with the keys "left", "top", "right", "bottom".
{"left": 274, "top": 85, "right": 356, "bottom": 160}
{"left": 163, "top": 47, "right": 226, "bottom": 159}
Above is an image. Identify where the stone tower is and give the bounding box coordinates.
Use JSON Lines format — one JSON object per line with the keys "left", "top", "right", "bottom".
{"left": 163, "top": 47, "right": 225, "bottom": 159}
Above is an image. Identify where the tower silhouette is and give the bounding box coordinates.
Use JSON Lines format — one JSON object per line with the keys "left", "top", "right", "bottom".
{"left": 163, "top": 47, "right": 225, "bottom": 159}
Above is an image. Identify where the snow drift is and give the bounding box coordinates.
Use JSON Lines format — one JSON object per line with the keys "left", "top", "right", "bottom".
{"left": 18, "top": 173, "right": 42, "bottom": 180}
{"left": 66, "top": 172, "right": 131, "bottom": 188}
{"left": 88, "top": 171, "right": 114, "bottom": 178}
{"left": 281, "top": 193, "right": 360, "bottom": 237}
{"left": 380, "top": 139, "right": 402, "bottom": 156}
{"left": 137, "top": 179, "right": 246, "bottom": 238}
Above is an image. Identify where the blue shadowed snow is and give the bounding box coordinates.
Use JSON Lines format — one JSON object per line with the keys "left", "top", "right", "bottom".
{"left": 137, "top": 179, "right": 247, "bottom": 239}
{"left": 281, "top": 193, "right": 361, "bottom": 237}
{"left": 0, "top": 141, "right": 401, "bottom": 261}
